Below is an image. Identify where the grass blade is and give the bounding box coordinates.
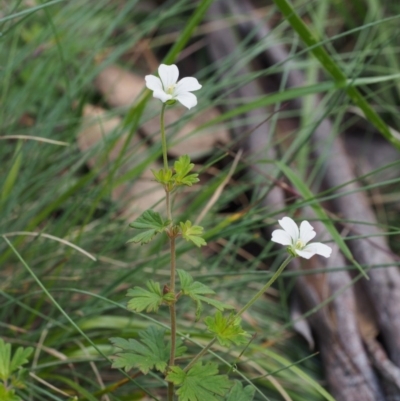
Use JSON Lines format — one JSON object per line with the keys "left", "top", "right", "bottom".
{"left": 273, "top": 0, "right": 400, "bottom": 149}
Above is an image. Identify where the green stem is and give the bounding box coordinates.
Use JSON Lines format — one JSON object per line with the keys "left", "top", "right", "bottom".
{"left": 168, "top": 236, "right": 177, "bottom": 401}
{"left": 183, "top": 255, "right": 293, "bottom": 372}
{"left": 184, "top": 338, "right": 217, "bottom": 373}
{"left": 160, "top": 104, "right": 168, "bottom": 171}
{"left": 167, "top": 381, "right": 174, "bottom": 401}
{"left": 236, "top": 255, "right": 292, "bottom": 317}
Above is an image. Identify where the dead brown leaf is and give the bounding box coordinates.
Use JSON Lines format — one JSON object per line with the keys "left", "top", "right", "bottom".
{"left": 142, "top": 106, "right": 230, "bottom": 160}
{"left": 94, "top": 65, "right": 144, "bottom": 108}
{"left": 77, "top": 104, "right": 164, "bottom": 219}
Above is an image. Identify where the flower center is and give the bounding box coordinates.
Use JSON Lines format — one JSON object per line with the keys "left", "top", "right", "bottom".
{"left": 294, "top": 239, "right": 305, "bottom": 250}
{"left": 166, "top": 84, "right": 175, "bottom": 95}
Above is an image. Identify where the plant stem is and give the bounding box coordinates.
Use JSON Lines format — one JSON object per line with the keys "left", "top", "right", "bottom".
{"left": 184, "top": 337, "right": 217, "bottom": 373}
{"left": 160, "top": 104, "right": 176, "bottom": 401}
{"left": 235, "top": 255, "right": 292, "bottom": 317}
{"left": 168, "top": 236, "right": 177, "bottom": 401}
{"left": 166, "top": 191, "right": 172, "bottom": 222}
{"left": 183, "top": 255, "right": 293, "bottom": 372}
{"left": 160, "top": 104, "right": 168, "bottom": 171}
{"left": 169, "top": 237, "right": 177, "bottom": 346}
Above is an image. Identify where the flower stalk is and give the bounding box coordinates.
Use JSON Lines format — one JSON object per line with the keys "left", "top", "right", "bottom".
{"left": 184, "top": 255, "right": 293, "bottom": 373}
{"left": 160, "top": 103, "right": 168, "bottom": 172}
{"left": 159, "top": 104, "right": 177, "bottom": 401}
{"left": 235, "top": 255, "right": 292, "bottom": 317}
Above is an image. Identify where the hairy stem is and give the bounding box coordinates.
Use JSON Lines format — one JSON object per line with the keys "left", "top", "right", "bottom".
{"left": 166, "top": 191, "right": 172, "bottom": 222}
{"left": 169, "top": 237, "right": 177, "bottom": 341}
{"left": 160, "top": 104, "right": 168, "bottom": 171}
{"left": 168, "top": 236, "right": 177, "bottom": 401}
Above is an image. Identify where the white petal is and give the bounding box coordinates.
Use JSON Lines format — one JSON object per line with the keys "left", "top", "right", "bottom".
{"left": 278, "top": 217, "right": 299, "bottom": 242}
{"left": 153, "top": 90, "right": 172, "bottom": 103}
{"left": 158, "top": 64, "right": 179, "bottom": 91}
{"left": 174, "top": 77, "right": 202, "bottom": 94}
{"left": 295, "top": 249, "right": 315, "bottom": 259}
{"left": 145, "top": 75, "right": 163, "bottom": 92}
{"left": 299, "top": 220, "right": 316, "bottom": 244}
{"left": 175, "top": 92, "right": 197, "bottom": 109}
{"left": 301, "top": 242, "right": 332, "bottom": 258}
{"left": 271, "top": 229, "right": 293, "bottom": 246}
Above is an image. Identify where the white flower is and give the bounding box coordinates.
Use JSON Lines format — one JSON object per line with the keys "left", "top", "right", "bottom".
{"left": 145, "top": 64, "right": 202, "bottom": 109}
{"left": 271, "top": 217, "right": 332, "bottom": 259}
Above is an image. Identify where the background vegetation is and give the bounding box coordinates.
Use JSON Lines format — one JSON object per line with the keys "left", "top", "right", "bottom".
{"left": 1, "top": 0, "right": 400, "bottom": 400}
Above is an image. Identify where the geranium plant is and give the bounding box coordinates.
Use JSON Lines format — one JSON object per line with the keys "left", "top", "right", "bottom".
{"left": 109, "top": 64, "right": 332, "bottom": 401}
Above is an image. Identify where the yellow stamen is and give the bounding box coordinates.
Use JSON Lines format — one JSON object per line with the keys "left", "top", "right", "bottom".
{"left": 166, "top": 85, "right": 175, "bottom": 95}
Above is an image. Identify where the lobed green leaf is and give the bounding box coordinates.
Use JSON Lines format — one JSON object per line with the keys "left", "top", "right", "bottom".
{"left": 152, "top": 168, "right": 174, "bottom": 186}
{"left": 166, "top": 362, "right": 231, "bottom": 401}
{"left": 178, "top": 270, "right": 215, "bottom": 296}
{"left": 10, "top": 347, "right": 33, "bottom": 375}
{"left": 179, "top": 174, "right": 200, "bottom": 187}
{"left": 179, "top": 221, "right": 206, "bottom": 248}
{"left": 205, "top": 311, "right": 250, "bottom": 347}
{"left": 111, "top": 326, "right": 186, "bottom": 375}
{"left": 174, "top": 155, "right": 194, "bottom": 177}
{"left": 130, "top": 209, "right": 166, "bottom": 230}
{"left": 0, "top": 384, "right": 21, "bottom": 401}
{"left": 178, "top": 270, "right": 233, "bottom": 320}
{"left": 173, "top": 155, "right": 199, "bottom": 187}
{"left": 128, "top": 210, "right": 169, "bottom": 245}
{"left": 127, "top": 230, "right": 159, "bottom": 245}
{"left": 0, "top": 340, "right": 30, "bottom": 383}
{"left": 225, "top": 381, "right": 255, "bottom": 401}
{"left": 127, "top": 280, "right": 164, "bottom": 313}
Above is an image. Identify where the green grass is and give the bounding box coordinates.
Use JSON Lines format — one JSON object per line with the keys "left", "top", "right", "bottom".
{"left": 1, "top": 0, "right": 400, "bottom": 400}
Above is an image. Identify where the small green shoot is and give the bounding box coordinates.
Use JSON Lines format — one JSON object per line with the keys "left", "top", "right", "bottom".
{"left": 205, "top": 311, "right": 250, "bottom": 347}
{"left": 152, "top": 168, "right": 174, "bottom": 188}
{"left": 179, "top": 221, "right": 206, "bottom": 247}
{"left": 0, "top": 339, "right": 32, "bottom": 401}
{"left": 0, "top": 386, "right": 20, "bottom": 401}
{"left": 173, "top": 155, "right": 199, "bottom": 187}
